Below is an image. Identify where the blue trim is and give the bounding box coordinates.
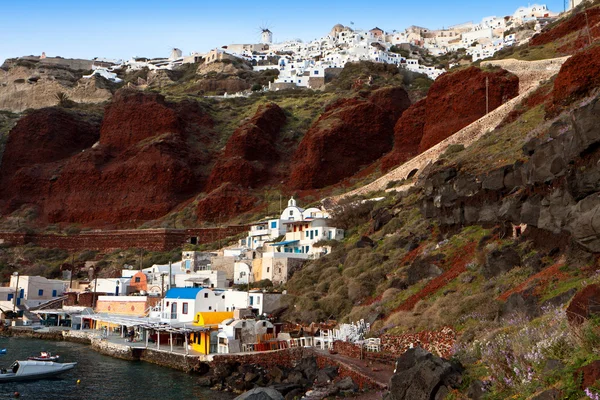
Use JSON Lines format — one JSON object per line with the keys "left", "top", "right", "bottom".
{"left": 272, "top": 240, "right": 299, "bottom": 246}
{"left": 165, "top": 288, "right": 203, "bottom": 299}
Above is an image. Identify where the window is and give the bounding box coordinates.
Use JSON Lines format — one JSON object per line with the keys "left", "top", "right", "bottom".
{"left": 134, "top": 277, "right": 141, "bottom": 283}
{"left": 271, "top": 221, "right": 277, "bottom": 228}
{"left": 38, "top": 289, "right": 43, "bottom": 296}
{"left": 204, "top": 293, "right": 208, "bottom": 298}
{"left": 182, "top": 303, "right": 188, "bottom": 314}
{"left": 208, "top": 306, "right": 212, "bottom": 310}
{"left": 314, "top": 70, "right": 319, "bottom": 75}
{"left": 267, "top": 267, "right": 270, "bottom": 273}
{"left": 52, "top": 290, "right": 57, "bottom": 297}
{"left": 257, "top": 297, "right": 261, "bottom": 305}
{"left": 289, "top": 210, "right": 293, "bottom": 216}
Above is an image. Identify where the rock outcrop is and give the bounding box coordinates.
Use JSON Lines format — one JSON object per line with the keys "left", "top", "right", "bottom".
{"left": 420, "top": 94, "right": 600, "bottom": 253}
{"left": 0, "top": 90, "right": 213, "bottom": 225}
{"left": 381, "top": 99, "right": 427, "bottom": 172}
{"left": 0, "top": 59, "right": 114, "bottom": 112}
{"left": 207, "top": 103, "right": 286, "bottom": 190}
{"left": 418, "top": 66, "right": 519, "bottom": 152}
{"left": 381, "top": 67, "right": 519, "bottom": 172}
{"left": 196, "top": 183, "right": 259, "bottom": 222}
{"left": 289, "top": 87, "right": 411, "bottom": 190}
{"left": 385, "top": 347, "right": 462, "bottom": 400}
{"left": 550, "top": 45, "right": 600, "bottom": 112}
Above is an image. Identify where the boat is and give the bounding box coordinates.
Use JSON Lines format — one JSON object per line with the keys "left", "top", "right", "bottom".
{"left": 0, "top": 360, "right": 76, "bottom": 382}
{"left": 0, "top": 349, "right": 6, "bottom": 355}
{"left": 27, "top": 351, "right": 59, "bottom": 361}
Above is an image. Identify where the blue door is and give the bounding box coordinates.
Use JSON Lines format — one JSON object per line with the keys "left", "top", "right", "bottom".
{"left": 52, "top": 290, "right": 57, "bottom": 297}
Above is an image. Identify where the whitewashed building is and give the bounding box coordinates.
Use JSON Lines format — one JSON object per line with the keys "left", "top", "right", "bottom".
{"left": 8, "top": 275, "right": 68, "bottom": 308}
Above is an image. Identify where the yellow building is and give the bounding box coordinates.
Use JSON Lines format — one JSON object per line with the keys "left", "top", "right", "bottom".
{"left": 190, "top": 312, "right": 233, "bottom": 354}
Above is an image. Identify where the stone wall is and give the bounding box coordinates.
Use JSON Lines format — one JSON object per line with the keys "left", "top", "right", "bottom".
{"left": 212, "top": 347, "right": 305, "bottom": 369}
{"left": 0, "top": 225, "right": 249, "bottom": 252}
{"left": 140, "top": 348, "right": 209, "bottom": 373}
{"left": 315, "top": 354, "right": 386, "bottom": 390}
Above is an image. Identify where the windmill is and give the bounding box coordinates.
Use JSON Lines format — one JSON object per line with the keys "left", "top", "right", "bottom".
{"left": 167, "top": 46, "right": 182, "bottom": 61}
{"left": 258, "top": 23, "right": 274, "bottom": 44}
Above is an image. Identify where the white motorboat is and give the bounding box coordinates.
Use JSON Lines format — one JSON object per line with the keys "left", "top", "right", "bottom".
{"left": 0, "top": 360, "right": 76, "bottom": 382}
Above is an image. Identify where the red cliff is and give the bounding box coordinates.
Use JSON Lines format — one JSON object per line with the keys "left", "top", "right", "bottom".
{"left": 288, "top": 87, "right": 412, "bottom": 190}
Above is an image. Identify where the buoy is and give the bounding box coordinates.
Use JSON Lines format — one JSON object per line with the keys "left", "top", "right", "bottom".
{"left": 14, "top": 392, "right": 19, "bottom": 398}
{"left": 77, "top": 379, "right": 81, "bottom": 384}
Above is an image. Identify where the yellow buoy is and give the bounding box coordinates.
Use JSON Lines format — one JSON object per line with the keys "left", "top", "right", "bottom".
{"left": 76, "top": 379, "right": 81, "bottom": 384}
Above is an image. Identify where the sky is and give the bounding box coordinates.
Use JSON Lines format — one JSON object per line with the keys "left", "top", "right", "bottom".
{"left": 0, "top": 0, "right": 566, "bottom": 65}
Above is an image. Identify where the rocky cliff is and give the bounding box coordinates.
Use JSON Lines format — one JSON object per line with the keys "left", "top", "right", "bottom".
{"left": 0, "top": 90, "right": 214, "bottom": 225}
{"left": 207, "top": 103, "right": 286, "bottom": 191}
{"left": 288, "top": 87, "right": 412, "bottom": 190}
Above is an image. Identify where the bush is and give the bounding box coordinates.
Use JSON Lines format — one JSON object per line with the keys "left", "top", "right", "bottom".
{"left": 442, "top": 144, "right": 465, "bottom": 158}
{"left": 331, "top": 198, "right": 376, "bottom": 231}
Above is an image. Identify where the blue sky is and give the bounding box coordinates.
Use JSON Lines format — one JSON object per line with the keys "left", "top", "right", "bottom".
{"left": 0, "top": 0, "right": 564, "bottom": 65}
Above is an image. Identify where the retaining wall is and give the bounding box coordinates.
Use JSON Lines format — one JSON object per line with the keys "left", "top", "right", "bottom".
{"left": 0, "top": 225, "right": 249, "bottom": 252}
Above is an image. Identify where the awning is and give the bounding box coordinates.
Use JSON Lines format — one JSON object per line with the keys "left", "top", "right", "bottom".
{"left": 272, "top": 240, "right": 299, "bottom": 246}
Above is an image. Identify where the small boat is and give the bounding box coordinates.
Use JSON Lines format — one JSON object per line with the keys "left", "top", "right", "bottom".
{"left": 0, "top": 360, "right": 76, "bottom": 382}
{"left": 27, "top": 351, "right": 59, "bottom": 361}
{"left": 0, "top": 349, "right": 6, "bottom": 355}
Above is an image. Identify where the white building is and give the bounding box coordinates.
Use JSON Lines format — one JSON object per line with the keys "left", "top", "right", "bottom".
{"left": 174, "top": 270, "right": 227, "bottom": 289}
{"left": 158, "top": 288, "right": 282, "bottom": 324}
{"left": 8, "top": 275, "right": 68, "bottom": 308}
{"left": 88, "top": 278, "right": 131, "bottom": 296}
{"left": 217, "top": 318, "right": 275, "bottom": 353}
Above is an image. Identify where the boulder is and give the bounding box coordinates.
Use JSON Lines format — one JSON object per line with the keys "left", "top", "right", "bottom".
{"left": 235, "top": 387, "right": 285, "bottom": 400}
{"left": 566, "top": 284, "right": 600, "bottom": 326}
{"left": 385, "top": 347, "right": 462, "bottom": 400}
{"left": 481, "top": 246, "right": 521, "bottom": 279}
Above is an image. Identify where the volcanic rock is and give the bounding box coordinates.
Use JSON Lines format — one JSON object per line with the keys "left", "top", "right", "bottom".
{"left": 0, "top": 90, "right": 213, "bottom": 225}
{"left": 207, "top": 103, "right": 286, "bottom": 190}
{"left": 418, "top": 66, "right": 519, "bottom": 153}
{"left": 288, "top": 87, "right": 411, "bottom": 189}
{"left": 385, "top": 347, "right": 462, "bottom": 400}
{"left": 566, "top": 284, "right": 600, "bottom": 326}
{"left": 196, "top": 183, "right": 259, "bottom": 222}
{"left": 550, "top": 45, "right": 600, "bottom": 111}
{"left": 381, "top": 98, "right": 427, "bottom": 172}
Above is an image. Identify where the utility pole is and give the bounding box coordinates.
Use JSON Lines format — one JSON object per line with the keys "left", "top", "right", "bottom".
{"left": 168, "top": 261, "right": 172, "bottom": 290}
{"left": 139, "top": 248, "right": 143, "bottom": 270}
{"left": 69, "top": 255, "right": 75, "bottom": 290}
{"left": 93, "top": 273, "right": 98, "bottom": 309}
{"left": 161, "top": 273, "right": 165, "bottom": 298}
{"left": 585, "top": 10, "right": 593, "bottom": 47}
{"left": 485, "top": 76, "right": 489, "bottom": 115}
{"left": 12, "top": 272, "right": 19, "bottom": 313}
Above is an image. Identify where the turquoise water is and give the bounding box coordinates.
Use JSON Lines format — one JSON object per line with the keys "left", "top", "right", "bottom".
{"left": 0, "top": 337, "right": 235, "bottom": 400}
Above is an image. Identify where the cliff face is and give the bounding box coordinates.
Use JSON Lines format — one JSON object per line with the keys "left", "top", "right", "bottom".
{"left": 381, "top": 66, "right": 519, "bottom": 172}
{"left": 288, "top": 87, "right": 412, "bottom": 190}
{"left": 0, "top": 60, "right": 114, "bottom": 112}
{"left": 550, "top": 45, "right": 600, "bottom": 112}
{"left": 417, "top": 66, "right": 519, "bottom": 152}
{"left": 0, "top": 90, "right": 213, "bottom": 225}
{"left": 207, "top": 103, "right": 286, "bottom": 191}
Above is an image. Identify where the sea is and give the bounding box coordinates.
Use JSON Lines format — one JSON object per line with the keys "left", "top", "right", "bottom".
{"left": 0, "top": 337, "right": 236, "bottom": 400}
